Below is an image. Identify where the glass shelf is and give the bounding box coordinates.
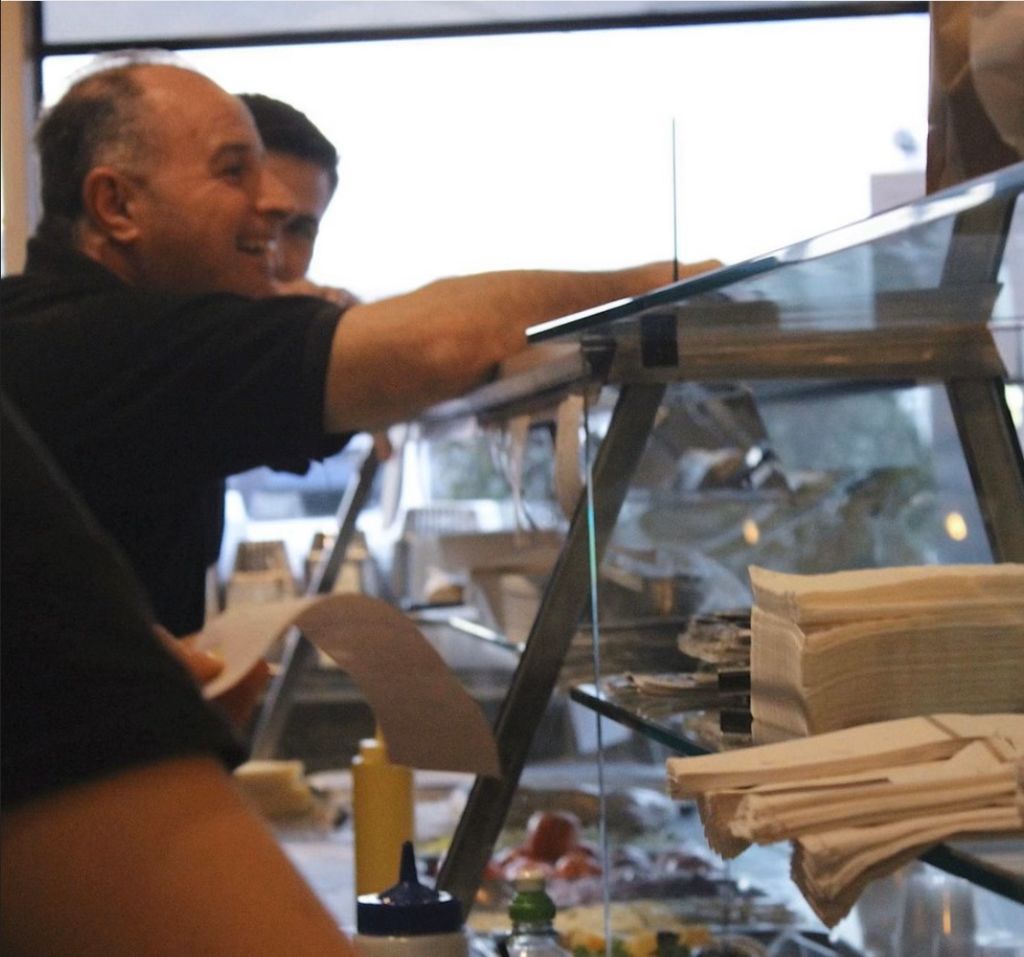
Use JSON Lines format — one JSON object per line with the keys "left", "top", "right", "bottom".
{"left": 920, "top": 841, "right": 1024, "bottom": 905}
{"left": 409, "top": 607, "right": 525, "bottom": 654}
{"left": 570, "top": 679, "right": 746, "bottom": 756}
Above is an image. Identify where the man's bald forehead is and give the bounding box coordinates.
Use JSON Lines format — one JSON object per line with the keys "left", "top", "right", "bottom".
{"left": 130, "top": 63, "right": 236, "bottom": 109}
{"left": 128, "top": 65, "right": 261, "bottom": 157}
{"left": 132, "top": 62, "right": 221, "bottom": 89}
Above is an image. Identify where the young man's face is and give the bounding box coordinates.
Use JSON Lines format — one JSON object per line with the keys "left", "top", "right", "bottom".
{"left": 263, "top": 151, "right": 335, "bottom": 283}
{"left": 121, "top": 66, "right": 295, "bottom": 298}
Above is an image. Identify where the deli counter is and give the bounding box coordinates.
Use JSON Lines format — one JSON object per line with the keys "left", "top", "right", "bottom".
{"left": 262, "top": 161, "right": 1024, "bottom": 956}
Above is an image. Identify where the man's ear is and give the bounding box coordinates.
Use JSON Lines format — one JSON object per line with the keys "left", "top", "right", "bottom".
{"left": 81, "top": 167, "right": 142, "bottom": 243}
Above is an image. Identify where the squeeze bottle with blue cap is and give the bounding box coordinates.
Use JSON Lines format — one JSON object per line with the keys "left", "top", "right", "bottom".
{"left": 354, "top": 841, "right": 468, "bottom": 956}
{"left": 352, "top": 727, "right": 414, "bottom": 896}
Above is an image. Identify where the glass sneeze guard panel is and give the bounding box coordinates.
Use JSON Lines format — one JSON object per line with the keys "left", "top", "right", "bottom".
{"left": 528, "top": 161, "right": 1024, "bottom": 386}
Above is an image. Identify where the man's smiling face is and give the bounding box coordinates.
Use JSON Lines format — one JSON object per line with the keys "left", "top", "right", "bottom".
{"left": 121, "top": 66, "right": 295, "bottom": 298}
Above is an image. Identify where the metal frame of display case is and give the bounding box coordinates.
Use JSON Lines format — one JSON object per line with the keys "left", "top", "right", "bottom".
{"left": 249, "top": 446, "right": 381, "bottom": 759}
{"left": 940, "top": 198, "right": 1024, "bottom": 563}
{"left": 436, "top": 375, "right": 667, "bottom": 908}
{"left": 436, "top": 163, "right": 1024, "bottom": 912}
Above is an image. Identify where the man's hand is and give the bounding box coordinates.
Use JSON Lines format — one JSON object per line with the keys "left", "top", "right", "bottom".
{"left": 153, "top": 624, "right": 270, "bottom": 729}
{"left": 213, "top": 659, "right": 272, "bottom": 729}
{"left": 154, "top": 623, "right": 223, "bottom": 683}
{"left": 371, "top": 431, "right": 393, "bottom": 461}
{"left": 320, "top": 258, "right": 724, "bottom": 434}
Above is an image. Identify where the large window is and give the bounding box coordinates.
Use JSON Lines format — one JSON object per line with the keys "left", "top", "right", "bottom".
{"left": 42, "top": 12, "right": 930, "bottom": 300}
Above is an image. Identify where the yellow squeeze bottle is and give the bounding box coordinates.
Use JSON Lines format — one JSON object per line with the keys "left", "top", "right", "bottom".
{"left": 352, "top": 727, "right": 414, "bottom": 897}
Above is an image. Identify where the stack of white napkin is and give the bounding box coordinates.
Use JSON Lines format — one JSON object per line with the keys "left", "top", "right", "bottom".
{"left": 666, "top": 713, "right": 1024, "bottom": 926}
{"left": 748, "top": 563, "right": 1024, "bottom": 743}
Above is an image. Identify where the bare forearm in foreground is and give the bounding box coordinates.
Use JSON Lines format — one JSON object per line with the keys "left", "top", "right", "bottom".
{"left": 1, "top": 756, "right": 357, "bottom": 957}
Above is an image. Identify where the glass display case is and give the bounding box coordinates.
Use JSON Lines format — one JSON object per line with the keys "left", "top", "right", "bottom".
{"left": 434, "top": 162, "right": 1024, "bottom": 952}
{"left": 259, "top": 162, "right": 1024, "bottom": 954}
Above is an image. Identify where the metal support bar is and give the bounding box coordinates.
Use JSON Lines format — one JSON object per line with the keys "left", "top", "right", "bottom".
{"left": 945, "top": 376, "right": 1024, "bottom": 562}
{"left": 436, "top": 382, "right": 666, "bottom": 912}
{"left": 940, "top": 197, "right": 1024, "bottom": 562}
{"left": 249, "top": 445, "right": 380, "bottom": 759}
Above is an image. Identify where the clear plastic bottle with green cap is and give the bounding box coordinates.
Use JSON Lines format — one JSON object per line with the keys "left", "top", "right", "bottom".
{"left": 501, "top": 868, "right": 571, "bottom": 957}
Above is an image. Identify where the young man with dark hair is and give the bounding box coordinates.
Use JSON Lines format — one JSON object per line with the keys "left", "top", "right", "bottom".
{"left": 239, "top": 92, "right": 352, "bottom": 299}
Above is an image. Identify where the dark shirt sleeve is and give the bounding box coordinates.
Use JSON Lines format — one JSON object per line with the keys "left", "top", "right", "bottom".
{"left": 0, "top": 397, "right": 246, "bottom": 809}
{"left": 166, "top": 290, "right": 348, "bottom": 477}
{"left": 1, "top": 249, "right": 351, "bottom": 492}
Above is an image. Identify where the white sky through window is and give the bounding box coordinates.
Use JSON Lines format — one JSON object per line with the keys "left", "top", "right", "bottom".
{"left": 42, "top": 15, "right": 929, "bottom": 301}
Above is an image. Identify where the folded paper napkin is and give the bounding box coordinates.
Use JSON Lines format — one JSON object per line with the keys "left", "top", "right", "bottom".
{"left": 748, "top": 563, "right": 1024, "bottom": 626}
{"left": 666, "top": 713, "right": 1024, "bottom": 926}
{"left": 748, "top": 563, "right": 1024, "bottom": 742}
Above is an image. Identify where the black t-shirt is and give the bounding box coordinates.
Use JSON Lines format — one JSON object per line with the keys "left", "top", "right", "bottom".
{"left": 1, "top": 238, "right": 350, "bottom": 634}
{"left": 1, "top": 397, "right": 246, "bottom": 808}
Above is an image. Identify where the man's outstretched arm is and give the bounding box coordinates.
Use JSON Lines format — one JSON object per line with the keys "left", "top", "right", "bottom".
{"left": 322, "top": 259, "right": 719, "bottom": 432}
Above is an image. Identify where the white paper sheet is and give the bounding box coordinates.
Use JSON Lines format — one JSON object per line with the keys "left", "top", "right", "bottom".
{"left": 196, "top": 594, "right": 500, "bottom": 777}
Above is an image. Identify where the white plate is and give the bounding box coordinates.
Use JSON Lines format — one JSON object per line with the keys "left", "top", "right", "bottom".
{"left": 308, "top": 768, "right": 475, "bottom": 797}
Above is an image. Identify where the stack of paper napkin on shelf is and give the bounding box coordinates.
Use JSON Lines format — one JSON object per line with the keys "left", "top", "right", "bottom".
{"left": 748, "top": 563, "right": 1024, "bottom": 743}
{"left": 666, "top": 713, "right": 1024, "bottom": 926}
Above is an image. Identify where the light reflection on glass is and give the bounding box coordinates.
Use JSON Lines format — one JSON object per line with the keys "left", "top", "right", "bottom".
{"left": 944, "top": 512, "right": 969, "bottom": 542}
{"left": 1006, "top": 385, "right": 1023, "bottom": 429}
